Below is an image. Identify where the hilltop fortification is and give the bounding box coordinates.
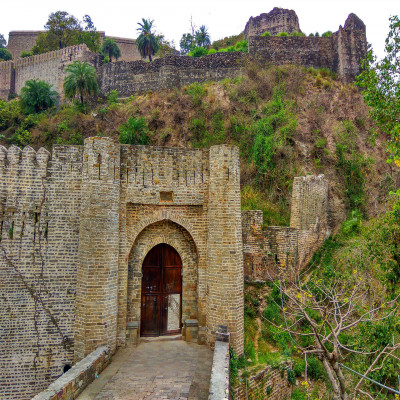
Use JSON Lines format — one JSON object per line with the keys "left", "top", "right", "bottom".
{"left": 244, "top": 7, "right": 301, "bottom": 37}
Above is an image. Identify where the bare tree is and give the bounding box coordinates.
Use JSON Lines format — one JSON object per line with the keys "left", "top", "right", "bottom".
{"left": 263, "top": 276, "right": 400, "bottom": 400}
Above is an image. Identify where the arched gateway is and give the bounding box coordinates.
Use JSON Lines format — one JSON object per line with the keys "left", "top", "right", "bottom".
{"left": 141, "top": 243, "right": 182, "bottom": 336}
{"left": 74, "top": 138, "right": 244, "bottom": 361}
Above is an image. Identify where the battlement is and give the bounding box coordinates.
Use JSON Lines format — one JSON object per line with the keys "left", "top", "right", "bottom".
{"left": 13, "top": 44, "right": 91, "bottom": 67}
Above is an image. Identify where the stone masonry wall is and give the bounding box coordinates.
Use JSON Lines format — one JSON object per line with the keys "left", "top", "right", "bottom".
{"left": 207, "top": 145, "right": 244, "bottom": 354}
{"left": 14, "top": 44, "right": 99, "bottom": 96}
{"left": 106, "top": 36, "right": 143, "bottom": 62}
{"left": 233, "top": 364, "right": 292, "bottom": 400}
{"left": 0, "top": 144, "right": 83, "bottom": 399}
{"left": 7, "top": 30, "right": 42, "bottom": 59}
{"left": 244, "top": 7, "right": 301, "bottom": 38}
{"left": 117, "top": 145, "right": 210, "bottom": 347}
{"left": 0, "top": 60, "right": 14, "bottom": 100}
{"left": 242, "top": 175, "right": 328, "bottom": 281}
{"left": 97, "top": 52, "right": 245, "bottom": 96}
{"left": 248, "top": 36, "right": 338, "bottom": 72}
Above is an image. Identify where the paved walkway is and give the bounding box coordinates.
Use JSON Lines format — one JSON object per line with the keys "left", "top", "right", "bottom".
{"left": 77, "top": 340, "right": 213, "bottom": 400}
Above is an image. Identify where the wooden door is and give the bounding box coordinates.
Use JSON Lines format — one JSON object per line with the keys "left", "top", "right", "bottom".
{"left": 141, "top": 244, "right": 182, "bottom": 336}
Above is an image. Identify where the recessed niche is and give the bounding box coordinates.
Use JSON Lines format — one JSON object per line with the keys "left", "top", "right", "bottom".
{"left": 160, "top": 191, "right": 173, "bottom": 202}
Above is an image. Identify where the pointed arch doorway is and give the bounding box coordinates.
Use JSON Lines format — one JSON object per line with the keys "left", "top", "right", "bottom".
{"left": 140, "top": 243, "right": 182, "bottom": 336}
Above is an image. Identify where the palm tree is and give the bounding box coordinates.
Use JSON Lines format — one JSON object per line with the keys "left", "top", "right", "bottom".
{"left": 20, "top": 79, "right": 57, "bottom": 114}
{"left": 195, "top": 25, "right": 211, "bottom": 48}
{"left": 63, "top": 61, "right": 98, "bottom": 105}
{"left": 101, "top": 38, "right": 121, "bottom": 62}
{"left": 136, "top": 18, "right": 160, "bottom": 61}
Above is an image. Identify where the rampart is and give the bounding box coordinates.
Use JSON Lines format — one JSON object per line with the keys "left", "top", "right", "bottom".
{"left": 97, "top": 52, "right": 246, "bottom": 97}
{"left": 0, "top": 139, "right": 244, "bottom": 399}
{"left": 0, "top": 12, "right": 366, "bottom": 100}
{"left": 7, "top": 30, "right": 42, "bottom": 59}
{"left": 242, "top": 175, "right": 329, "bottom": 281}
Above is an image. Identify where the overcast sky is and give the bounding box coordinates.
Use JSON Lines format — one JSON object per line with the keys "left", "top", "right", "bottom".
{"left": 2, "top": 0, "right": 399, "bottom": 60}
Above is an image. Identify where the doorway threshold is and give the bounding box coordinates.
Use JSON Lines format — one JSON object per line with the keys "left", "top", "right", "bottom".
{"left": 140, "top": 334, "right": 182, "bottom": 343}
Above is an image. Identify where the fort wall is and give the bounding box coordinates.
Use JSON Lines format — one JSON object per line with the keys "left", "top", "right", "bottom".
{"left": 0, "top": 12, "right": 366, "bottom": 100}
{"left": 0, "top": 140, "right": 247, "bottom": 399}
{"left": 242, "top": 175, "right": 329, "bottom": 281}
{"left": 97, "top": 52, "right": 245, "bottom": 96}
{"left": 7, "top": 30, "right": 42, "bottom": 59}
{"left": 0, "top": 143, "right": 83, "bottom": 399}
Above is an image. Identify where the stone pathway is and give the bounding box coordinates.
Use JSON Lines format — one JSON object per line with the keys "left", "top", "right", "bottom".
{"left": 77, "top": 340, "right": 213, "bottom": 400}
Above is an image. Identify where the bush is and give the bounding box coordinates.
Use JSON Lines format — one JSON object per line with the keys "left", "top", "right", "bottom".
{"left": 186, "top": 82, "right": 206, "bottom": 106}
{"left": 261, "top": 31, "right": 271, "bottom": 37}
{"left": 119, "top": 117, "right": 151, "bottom": 145}
{"left": 290, "top": 31, "right": 306, "bottom": 37}
{"left": 20, "top": 51, "right": 32, "bottom": 58}
{"left": 0, "top": 48, "right": 12, "bottom": 61}
{"left": 20, "top": 79, "right": 58, "bottom": 114}
{"left": 277, "top": 32, "right": 289, "bottom": 37}
{"left": 322, "top": 31, "right": 333, "bottom": 37}
{"left": 188, "top": 47, "right": 208, "bottom": 57}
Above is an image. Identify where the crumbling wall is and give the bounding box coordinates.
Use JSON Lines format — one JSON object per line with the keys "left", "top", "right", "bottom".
{"left": 244, "top": 7, "right": 301, "bottom": 37}
{"left": 97, "top": 52, "right": 245, "bottom": 96}
{"left": 242, "top": 175, "right": 329, "bottom": 281}
{"left": 248, "top": 36, "right": 338, "bottom": 71}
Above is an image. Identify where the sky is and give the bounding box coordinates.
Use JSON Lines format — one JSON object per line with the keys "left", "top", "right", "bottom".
{"left": 2, "top": 0, "right": 399, "bottom": 60}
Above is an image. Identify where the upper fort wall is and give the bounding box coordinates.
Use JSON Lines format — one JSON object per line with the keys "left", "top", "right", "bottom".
{"left": 0, "top": 11, "right": 366, "bottom": 100}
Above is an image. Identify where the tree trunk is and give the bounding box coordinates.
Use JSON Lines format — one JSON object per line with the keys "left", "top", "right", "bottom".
{"left": 149, "top": 54, "right": 152, "bottom": 62}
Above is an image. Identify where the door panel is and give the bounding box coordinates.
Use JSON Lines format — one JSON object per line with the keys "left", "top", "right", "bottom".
{"left": 140, "top": 244, "right": 182, "bottom": 337}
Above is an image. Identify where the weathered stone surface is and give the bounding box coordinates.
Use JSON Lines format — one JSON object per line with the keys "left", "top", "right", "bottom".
{"left": 244, "top": 7, "right": 301, "bottom": 37}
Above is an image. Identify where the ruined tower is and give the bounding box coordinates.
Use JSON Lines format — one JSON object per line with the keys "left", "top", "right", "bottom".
{"left": 244, "top": 7, "right": 301, "bottom": 38}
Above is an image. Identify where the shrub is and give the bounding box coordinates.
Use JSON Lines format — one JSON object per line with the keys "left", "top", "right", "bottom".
{"left": 207, "top": 48, "right": 216, "bottom": 54}
{"left": 322, "top": 31, "right": 333, "bottom": 37}
{"left": 186, "top": 82, "right": 206, "bottom": 106}
{"left": 20, "top": 51, "right": 32, "bottom": 58}
{"left": 290, "top": 31, "right": 306, "bottom": 37}
{"left": 261, "top": 31, "right": 271, "bottom": 37}
{"left": 277, "top": 32, "right": 289, "bottom": 37}
{"left": 119, "top": 117, "right": 150, "bottom": 145}
{"left": 0, "top": 48, "right": 12, "bottom": 61}
{"left": 20, "top": 79, "right": 58, "bottom": 114}
{"left": 188, "top": 47, "right": 208, "bottom": 57}
{"left": 106, "top": 89, "right": 119, "bottom": 105}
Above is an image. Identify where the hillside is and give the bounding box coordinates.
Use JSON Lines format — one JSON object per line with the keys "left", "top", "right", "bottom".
{"left": 0, "top": 63, "right": 397, "bottom": 231}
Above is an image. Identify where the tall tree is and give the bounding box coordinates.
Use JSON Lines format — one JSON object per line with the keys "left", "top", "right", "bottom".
{"left": 0, "top": 48, "right": 12, "bottom": 61}
{"left": 32, "top": 11, "right": 100, "bottom": 54}
{"left": 195, "top": 25, "right": 211, "bottom": 48}
{"left": 180, "top": 33, "right": 194, "bottom": 55}
{"left": 20, "top": 79, "right": 57, "bottom": 114}
{"left": 356, "top": 15, "right": 400, "bottom": 166}
{"left": 0, "top": 34, "right": 6, "bottom": 48}
{"left": 136, "top": 18, "right": 160, "bottom": 62}
{"left": 63, "top": 61, "right": 98, "bottom": 105}
{"left": 101, "top": 38, "right": 121, "bottom": 62}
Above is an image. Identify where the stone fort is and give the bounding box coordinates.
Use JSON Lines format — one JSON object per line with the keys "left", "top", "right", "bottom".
{"left": 0, "top": 9, "right": 367, "bottom": 101}
{"left": 0, "top": 137, "right": 329, "bottom": 399}
{"left": 0, "top": 7, "right": 356, "bottom": 400}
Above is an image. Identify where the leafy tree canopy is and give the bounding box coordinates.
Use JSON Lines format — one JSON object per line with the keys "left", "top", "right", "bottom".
{"left": 0, "top": 48, "right": 12, "bottom": 61}
{"left": 356, "top": 15, "right": 400, "bottom": 167}
{"left": 0, "top": 34, "right": 6, "bottom": 48}
{"left": 20, "top": 79, "right": 57, "bottom": 114}
{"left": 63, "top": 61, "right": 98, "bottom": 106}
{"left": 101, "top": 38, "right": 121, "bottom": 62}
{"left": 180, "top": 23, "right": 211, "bottom": 55}
{"left": 136, "top": 18, "right": 160, "bottom": 62}
{"left": 32, "top": 11, "right": 100, "bottom": 54}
